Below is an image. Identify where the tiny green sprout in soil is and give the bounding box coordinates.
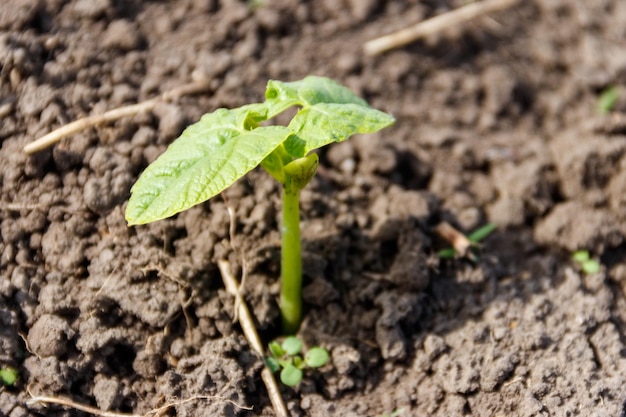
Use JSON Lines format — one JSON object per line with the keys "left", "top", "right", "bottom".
{"left": 380, "top": 409, "right": 405, "bottom": 417}
{"left": 438, "top": 222, "right": 497, "bottom": 261}
{"left": 597, "top": 86, "right": 620, "bottom": 114}
{"left": 125, "top": 76, "right": 395, "bottom": 334}
{"left": 266, "top": 336, "right": 329, "bottom": 387}
{"left": 571, "top": 250, "right": 601, "bottom": 274}
{"left": 0, "top": 367, "right": 18, "bottom": 386}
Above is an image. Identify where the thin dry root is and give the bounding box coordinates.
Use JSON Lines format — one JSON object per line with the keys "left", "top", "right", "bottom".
{"left": 23, "top": 79, "right": 211, "bottom": 155}
{"left": 27, "top": 386, "right": 252, "bottom": 417}
{"left": 364, "top": 0, "right": 521, "bottom": 56}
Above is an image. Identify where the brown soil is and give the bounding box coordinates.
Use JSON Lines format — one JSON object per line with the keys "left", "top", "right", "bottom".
{"left": 2, "top": 1, "right": 626, "bottom": 416}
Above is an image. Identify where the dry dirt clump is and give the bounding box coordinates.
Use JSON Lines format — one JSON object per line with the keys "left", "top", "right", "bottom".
{"left": 1, "top": 1, "right": 626, "bottom": 416}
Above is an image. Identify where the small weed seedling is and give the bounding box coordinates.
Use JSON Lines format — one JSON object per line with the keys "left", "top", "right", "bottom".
{"left": 265, "top": 336, "right": 329, "bottom": 387}
{"left": 438, "top": 222, "right": 497, "bottom": 262}
{"left": 597, "top": 86, "right": 620, "bottom": 114}
{"left": 379, "top": 409, "right": 405, "bottom": 417}
{"left": 126, "top": 76, "right": 394, "bottom": 333}
{"left": 571, "top": 250, "right": 601, "bottom": 275}
{"left": 0, "top": 367, "right": 18, "bottom": 386}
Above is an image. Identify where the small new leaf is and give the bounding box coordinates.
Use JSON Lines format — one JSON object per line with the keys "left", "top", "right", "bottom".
{"left": 304, "top": 347, "right": 329, "bottom": 368}
{"left": 597, "top": 86, "right": 619, "bottom": 114}
{"left": 265, "top": 77, "right": 395, "bottom": 158}
{"left": 264, "top": 76, "right": 369, "bottom": 119}
{"left": 287, "top": 103, "right": 395, "bottom": 157}
{"left": 280, "top": 363, "right": 303, "bottom": 387}
{"left": 265, "top": 357, "right": 281, "bottom": 373}
{"left": 571, "top": 250, "right": 590, "bottom": 263}
{"left": 282, "top": 336, "right": 303, "bottom": 356}
{"left": 268, "top": 341, "right": 285, "bottom": 358}
{"left": 0, "top": 367, "right": 18, "bottom": 386}
{"left": 572, "top": 250, "right": 601, "bottom": 274}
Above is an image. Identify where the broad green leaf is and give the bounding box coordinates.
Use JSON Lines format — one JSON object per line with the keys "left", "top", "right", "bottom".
{"left": 126, "top": 105, "right": 291, "bottom": 225}
{"left": 285, "top": 103, "right": 395, "bottom": 157}
{"left": 280, "top": 364, "right": 303, "bottom": 387}
{"left": 281, "top": 336, "right": 303, "bottom": 356}
{"left": 304, "top": 347, "right": 329, "bottom": 368}
{"left": 264, "top": 76, "right": 370, "bottom": 119}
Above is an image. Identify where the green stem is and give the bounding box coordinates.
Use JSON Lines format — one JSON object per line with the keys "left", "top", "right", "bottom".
{"left": 280, "top": 188, "right": 302, "bottom": 334}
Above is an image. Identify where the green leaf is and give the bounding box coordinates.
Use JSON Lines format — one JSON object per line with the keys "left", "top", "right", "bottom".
{"left": 265, "top": 77, "right": 395, "bottom": 158}
{"left": 280, "top": 363, "right": 303, "bottom": 387}
{"left": 304, "top": 347, "right": 329, "bottom": 368}
{"left": 467, "top": 223, "right": 497, "bottom": 243}
{"left": 286, "top": 103, "right": 395, "bottom": 157}
{"left": 277, "top": 358, "right": 293, "bottom": 368}
{"left": 268, "top": 341, "right": 285, "bottom": 358}
{"left": 126, "top": 105, "right": 292, "bottom": 225}
{"left": 581, "top": 260, "right": 601, "bottom": 274}
{"left": 597, "top": 86, "right": 619, "bottom": 114}
{"left": 265, "top": 357, "right": 281, "bottom": 373}
{"left": 293, "top": 355, "right": 304, "bottom": 369}
{"left": 283, "top": 153, "right": 319, "bottom": 193}
{"left": 572, "top": 250, "right": 590, "bottom": 263}
{"left": 281, "top": 336, "right": 303, "bottom": 356}
{"left": 0, "top": 367, "right": 18, "bottom": 386}
{"left": 438, "top": 248, "right": 457, "bottom": 259}
{"left": 264, "top": 76, "right": 370, "bottom": 119}
{"left": 571, "top": 251, "right": 601, "bottom": 274}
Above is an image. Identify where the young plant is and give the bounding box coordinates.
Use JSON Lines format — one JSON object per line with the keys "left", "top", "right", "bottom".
{"left": 597, "top": 86, "right": 620, "bottom": 114}
{"left": 379, "top": 409, "right": 405, "bottom": 417}
{"left": 438, "top": 222, "right": 497, "bottom": 262}
{"left": 265, "top": 336, "right": 329, "bottom": 387}
{"left": 0, "top": 366, "right": 18, "bottom": 386}
{"left": 125, "top": 76, "right": 395, "bottom": 333}
{"left": 571, "top": 250, "right": 601, "bottom": 275}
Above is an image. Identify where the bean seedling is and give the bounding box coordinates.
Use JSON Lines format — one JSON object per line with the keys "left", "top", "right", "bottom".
{"left": 126, "top": 76, "right": 395, "bottom": 333}
{"left": 265, "top": 336, "right": 329, "bottom": 387}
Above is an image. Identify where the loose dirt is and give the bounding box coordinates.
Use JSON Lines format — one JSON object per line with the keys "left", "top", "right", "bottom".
{"left": 1, "top": 1, "right": 625, "bottom": 416}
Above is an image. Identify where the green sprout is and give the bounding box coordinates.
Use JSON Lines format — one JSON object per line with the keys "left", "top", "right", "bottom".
{"left": 265, "top": 336, "right": 329, "bottom": 387}
{"left": 125, "top": 76, "right": 394, "bottom": 333}
{"left": 0, "top": 367, "right": 18, "bottom": 386}
{"left": 380, "top": 409, "right": 405, "bottom": 417}
{"left": 597, "top": 86, "right": 619, "bottom": 114}
{"left": 438, "top": 223, "right": 497, "bottom": 261}
{"left": 571, "top": 250, "right": 601, "bottom": 274}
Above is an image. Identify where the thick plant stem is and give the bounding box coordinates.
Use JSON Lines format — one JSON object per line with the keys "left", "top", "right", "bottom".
{"left": 280, "top": 189, "right": 302, "bottom": 334}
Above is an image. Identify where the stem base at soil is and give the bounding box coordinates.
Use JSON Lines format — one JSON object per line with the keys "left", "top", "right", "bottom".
{"left": 280, "top": 189, "right": 302, "bottom": 334}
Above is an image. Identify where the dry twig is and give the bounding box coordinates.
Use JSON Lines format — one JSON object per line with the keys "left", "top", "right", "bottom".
{"left": 364, "top": 0, "right": 521, "bottom": 56}
{"left": 435, "top": 221, "right": 472, "bottom": 257}
{"left": 218, "top": 259, "right": 289, "bottom": 417}
{"left": 23, "top": 79, "right": 211, "bottom": 155}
